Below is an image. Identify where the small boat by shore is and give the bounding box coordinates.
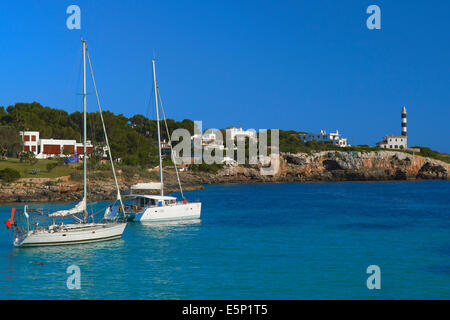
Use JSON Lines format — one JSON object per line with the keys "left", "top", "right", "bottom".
{"left": 4, "top": 39, "right": 127, "bottom": 246}
{"left": 10, "top": 208, "right": 126, "bottom": 247}
{"left": 104, "top": 193, "right": 201, "bottom": 222}
{"left": 104, "top": 60, "right": 202, "bottom": 222}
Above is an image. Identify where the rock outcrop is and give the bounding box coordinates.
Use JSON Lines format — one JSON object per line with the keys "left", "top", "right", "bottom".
{"left": 281, "top": 151, "right": 448, "bottom": 181}
{"left": 0, "top": 151, "right": 447, "bottom": 203}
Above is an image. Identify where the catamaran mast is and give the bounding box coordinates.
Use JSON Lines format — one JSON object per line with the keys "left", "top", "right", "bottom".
{"left": 152, "top": 60, "right": 164, "bottom": 198}
{"left": 82, "top": 39, "right": 88, "bottom": 221}
{"left": 86, "top": 49, "right": 126, "bottom": 217}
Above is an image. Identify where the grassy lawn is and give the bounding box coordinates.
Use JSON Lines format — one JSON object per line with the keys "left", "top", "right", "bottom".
{"left": 0, "top": 158, "right": 76, "bottom": 179}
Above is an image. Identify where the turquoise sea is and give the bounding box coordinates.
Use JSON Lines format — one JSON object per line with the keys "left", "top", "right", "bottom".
{"left": 0, "top": 181, "right": 449, "bottom": 299}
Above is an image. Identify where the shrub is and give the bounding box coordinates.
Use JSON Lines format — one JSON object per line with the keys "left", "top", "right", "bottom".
{"left": 90, "top": 171, "right": 110, "bottom": 181}
{"left": 416, "top": 147, "right": 439, "bottom": 158}
{"left": 413, "top": 146, "right": 450, "bottom": 164}
{"left": 96, "top": 163, "right": 111, "bottom": 171}
{"left": 19, "top": 151, "right": 37, "bottom": 165}
{"left": 121, "top": 165, "right": 141, "bottom": 179}
{"left": 0, "top": 168, "right": 21, "bottom": 182}
{"left": 190, "top": 163, "right": 224, "bottom": 174}
{"left": 69, "top": 171, "right": 83, "bottom": 182}
{"left": 46, "top": 162, "right": 58, "bottom": 172}
{"left": 123, "top": 155, "right": 140, "bottom": 166}
{"left": 140, "top": 170, "right": 160, "bottom": 180}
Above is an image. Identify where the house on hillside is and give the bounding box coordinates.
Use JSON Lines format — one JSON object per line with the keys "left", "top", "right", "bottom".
{"left": 20, "top": 131, "right": 93, "bottom": 159}
{"left": 299, "top": 130, "right": 348, "bottom": 147}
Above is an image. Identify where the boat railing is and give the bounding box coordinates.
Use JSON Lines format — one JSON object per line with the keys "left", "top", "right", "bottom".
{"left": 13, "top": 207, "right": 86, "bottom": 236}
{"left": 121, "top": 200, "right": 196, "bottom": 213}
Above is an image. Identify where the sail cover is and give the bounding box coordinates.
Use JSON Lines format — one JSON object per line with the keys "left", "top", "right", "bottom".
{"left": 130, "top": 182, "right": 162, "bottom": 190}
{"left": 49, "top": 198, "right": 86, "bottom": 217}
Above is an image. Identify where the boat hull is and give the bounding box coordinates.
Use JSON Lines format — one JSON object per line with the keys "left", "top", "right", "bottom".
{"left": 134, "top": 202, "right": 201, "bottom": 222}
{"left": 14, "top": 223, "right": 127, "bottom": 247}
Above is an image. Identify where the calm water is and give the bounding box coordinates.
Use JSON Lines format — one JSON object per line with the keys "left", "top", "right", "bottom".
{"left": 0, "top": 181, "right": 449, "bottom": 299}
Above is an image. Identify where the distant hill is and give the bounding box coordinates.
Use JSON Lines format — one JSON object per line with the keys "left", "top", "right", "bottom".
{"left": 1, "top": 102, "right": 448, "bottom": 166}
{"left": 0, "top": 102, "right": 195, "bottom": 166}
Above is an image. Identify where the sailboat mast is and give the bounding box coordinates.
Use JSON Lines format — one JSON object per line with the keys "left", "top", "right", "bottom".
{"left": 82, "top": 39, "right": 88, "bottom": 218}
{"left": 152, "top": 60, "right": 164, "bottom": 198}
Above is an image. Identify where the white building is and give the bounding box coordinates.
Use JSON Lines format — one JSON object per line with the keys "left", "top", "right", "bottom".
{"left": 376, "top": 106, "right": 408, "bottom": 150}
{"left": 227, "top": 127, "right": 257, "bottom": 143}
{"left": 300, "top": 130, "right": 348, "bottom": 147}
{"left": 20, "top": 131, "right": 93, "bottom": 159}
{"left": 191, "top": 127, "right": 257, "bottom": 152}
{"left": 376, "top": 135, "right": 407, "bottom": 150}
{"left": 191, "top": 130, "right": 225, "bottom": 151}
{"left": 19, "top": 131, "right": 39, "bottom": 154}
{"left": 160, "top": 139, "right": 172, "bottom": 156}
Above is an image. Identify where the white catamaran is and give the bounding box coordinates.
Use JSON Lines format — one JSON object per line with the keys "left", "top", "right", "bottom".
{"left": 104, "top": 60, "right": 201, "bottom": 222}
{"left": 4, "top": 39, "right": 127, "bottom": 246}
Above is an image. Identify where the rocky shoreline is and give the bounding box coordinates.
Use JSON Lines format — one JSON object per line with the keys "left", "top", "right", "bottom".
{"left": 0, "top": 151, "right": 448, "bottom": 203}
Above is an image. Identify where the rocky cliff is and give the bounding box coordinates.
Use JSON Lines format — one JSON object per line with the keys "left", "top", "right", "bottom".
{"left": 0, "top": 151, "right": 447, "bottom": 203}
{"left": 207, "top": 150, "right": 448, "bottom": 183}
{"left": 280, "top": 150, "right": 448, "bottom": 181}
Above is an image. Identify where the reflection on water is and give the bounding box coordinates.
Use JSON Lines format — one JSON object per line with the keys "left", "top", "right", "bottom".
{"left": 13, "top": 237, "right": 126, "bottom": 256}
{"left": 139, "top": 219, "right": 201, "bottom": 228}
{"left": 135, "top": 219, "right": 202, "bottom": 240}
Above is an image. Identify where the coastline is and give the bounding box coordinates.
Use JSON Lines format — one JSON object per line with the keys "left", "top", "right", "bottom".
{"left": 0, "top": 150, "right": 448, "bottom": 203}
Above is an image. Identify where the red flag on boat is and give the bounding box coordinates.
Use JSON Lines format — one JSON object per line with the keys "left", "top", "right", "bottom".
{"left": 5, "top": 208, "right": 15, "bottom": 229}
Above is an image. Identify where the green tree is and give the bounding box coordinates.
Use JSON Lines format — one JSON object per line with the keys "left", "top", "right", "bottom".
{"left": 46, "top": 162, "right": 58, "bottom": 172}
{"left": 0, "top": 106, "right": 7, "bottom": 124}
{"left": 0, "top": 168, "right": 21, "bottom": 182}
{"left": 0, "top": 126, "right": 22, "bottom": 157}
{"left": 62, "top": 146, "right": 72, "bottom": 156}
{"left": 19, "top": 151, "right": 37, "bottom": 165}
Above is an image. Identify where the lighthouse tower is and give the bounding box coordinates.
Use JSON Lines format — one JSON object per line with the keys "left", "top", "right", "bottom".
{"left": 401, "top": 106, "right": 407, "bottom": 136}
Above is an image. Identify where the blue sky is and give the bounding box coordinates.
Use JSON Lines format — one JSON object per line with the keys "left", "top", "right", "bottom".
{"left": 0, "top": 1, "right": 449, "bottom": 152}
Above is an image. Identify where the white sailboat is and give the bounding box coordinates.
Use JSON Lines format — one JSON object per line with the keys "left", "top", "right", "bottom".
{"left": 5, "top": 39, "right": 127, "bottom": 247}
{"left": 104, "top": 60, "right": 201, "bottom": 222}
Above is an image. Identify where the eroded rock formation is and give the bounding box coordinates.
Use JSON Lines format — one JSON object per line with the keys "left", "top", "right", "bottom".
{"left": 0, "top": 151, "right": 447, "bottom": 203}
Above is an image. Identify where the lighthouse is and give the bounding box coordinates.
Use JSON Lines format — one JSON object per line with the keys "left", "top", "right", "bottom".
{"left": 401, "top": 106, "right": 407, "bottom": 136}
{"left": 376, "top": 106, "right": 408, "bottom": 149}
